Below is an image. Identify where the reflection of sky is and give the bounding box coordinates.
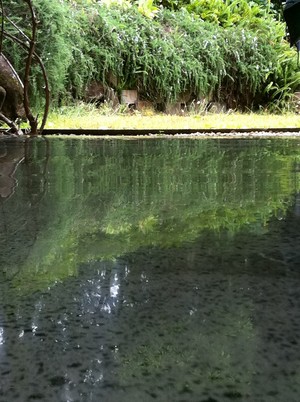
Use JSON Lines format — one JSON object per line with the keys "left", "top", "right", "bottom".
{"left": 0, "top": 326, "right": 4, "bottom": 345}
{"left": 76, "top": 261, "right": 129, "bottom": 316}
{"left": 31, "top": 300, "right": 43, "bottom": 335}
{"left": 110, "top": 273, "right": 120, "bottom": 298}
{"left": 0, "top": 262, "right": 129, "bottom": 402}
{"left": 0, "top": 325, "right": 5, "bottom": 371}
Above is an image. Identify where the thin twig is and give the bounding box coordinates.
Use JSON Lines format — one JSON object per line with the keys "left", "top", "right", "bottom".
{"left": 0, "top": 112, "right": 23, "bottom": 135}
{"left": 4, "top": 14, "right": 31, "bottom": 42}
{"left": 23, "top": 0, "right": 38, "bottom": 135}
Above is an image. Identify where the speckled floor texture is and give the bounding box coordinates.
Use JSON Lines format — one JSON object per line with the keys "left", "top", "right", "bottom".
{"left": 1, "top": 215, "right": 300, "bottom": 402}
{"left": 1, "top": 137, "right": 300, "bottom": 401}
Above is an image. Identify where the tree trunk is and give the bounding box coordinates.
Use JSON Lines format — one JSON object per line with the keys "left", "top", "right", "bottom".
{"left": 0, "top": 53, "right": 25, "bottom": 121}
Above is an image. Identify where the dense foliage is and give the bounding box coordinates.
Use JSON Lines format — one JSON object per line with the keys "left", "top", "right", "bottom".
{"left": 2, "top": 0, "right": 299, "bottom": 111}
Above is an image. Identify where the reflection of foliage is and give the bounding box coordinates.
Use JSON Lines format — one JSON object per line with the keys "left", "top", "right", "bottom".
{"left": 12, "top": 222, "right": 79, "bottom": 294}
{"left": 2, "top": 138, "right": 300, "bottom": 293}
{"left": 116, "top": 303, "right": 255, "bottom": 393}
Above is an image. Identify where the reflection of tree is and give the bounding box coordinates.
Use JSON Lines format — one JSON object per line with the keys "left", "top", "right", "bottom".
{"left": 0, "top": 138, "right": 49, "bottom": 280}
{"left": 0, "top": 140, "right": 24, "bottom": 199}
{"left": 1, "top": 138, "right": 300, "bottom": 293}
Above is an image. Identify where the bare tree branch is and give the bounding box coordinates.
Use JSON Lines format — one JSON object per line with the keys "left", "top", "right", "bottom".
{"left": 4, "top": 14, "right": 30, "bottom": 41}
{"left": 0, "top": 0, "right": 4, "bottom": 54}
{"left": 0, "top": 0, "right": 50, "bottom": 135}
{"left": 4, "top": 31, "right": 50, "bottom": 133}
{"left": 23, "top": 0, "right": 38, "bottom": 135}
{"left": 0, "top": 112, "right": 22, "bottom": 135}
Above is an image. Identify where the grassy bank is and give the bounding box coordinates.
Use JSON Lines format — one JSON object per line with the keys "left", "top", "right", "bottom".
{"left": 45, "top": 106, "right": 300, "bottom": 130}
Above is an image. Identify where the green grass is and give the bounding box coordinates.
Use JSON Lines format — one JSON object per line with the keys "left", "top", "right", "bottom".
{"left": 45, "top": 104, "right": 300, "bottom": 130}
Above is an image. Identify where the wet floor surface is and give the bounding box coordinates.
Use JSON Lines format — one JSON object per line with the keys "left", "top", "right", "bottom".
{"left": 1, "top": 137, "right": 300, "bottom": 401}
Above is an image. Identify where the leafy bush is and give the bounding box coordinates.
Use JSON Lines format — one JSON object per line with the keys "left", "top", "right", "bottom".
{"left": 186, "top": 0, "right": 274, "bottom": 29}
{"left": 3, "top": 0, "right": 299, "bottom": 111}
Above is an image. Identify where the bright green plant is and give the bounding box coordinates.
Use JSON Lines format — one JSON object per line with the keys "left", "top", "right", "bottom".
{"left": 137, "top": 0, "right": 159, "bottom": 18}
{"left": 186, "top": 0, "right": 278, "bottom": 30}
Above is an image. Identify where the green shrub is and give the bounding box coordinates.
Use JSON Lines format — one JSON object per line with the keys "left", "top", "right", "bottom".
{"left": 2, "top": 0, "right": 299, "bottom": 111}
{"left": 186, "top": 0, "right": 273, "bottom": 29}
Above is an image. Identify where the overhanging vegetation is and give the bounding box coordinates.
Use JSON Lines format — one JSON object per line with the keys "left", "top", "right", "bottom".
{"left": 4, "top": 0, "right": 300, "bottom": 113}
